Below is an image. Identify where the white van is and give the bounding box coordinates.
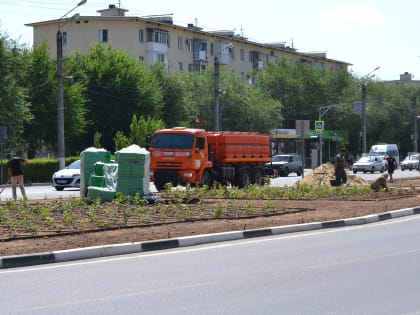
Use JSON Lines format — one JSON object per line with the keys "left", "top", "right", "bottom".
{"left": 369, "top": 144, "right": 399, "bottom": 164}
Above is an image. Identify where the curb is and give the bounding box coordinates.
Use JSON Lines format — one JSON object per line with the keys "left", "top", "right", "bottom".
{"left": 1, "top": 206, "right": 420, "bottom": 269}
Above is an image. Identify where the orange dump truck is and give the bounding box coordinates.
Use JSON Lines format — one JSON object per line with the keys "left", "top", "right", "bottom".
{"left": 149, "top": 127, "right": 271, "bottom": 190}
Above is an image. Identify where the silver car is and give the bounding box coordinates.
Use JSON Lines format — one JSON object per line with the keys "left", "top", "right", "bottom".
{"left": 52, "top": 160, "right": 81, "bottom": 191}
{"left": 352, "top": 156, "right": 385, "bottom": 174}
{"left": 401, "top": 153, "right": 420, "bottom": 171}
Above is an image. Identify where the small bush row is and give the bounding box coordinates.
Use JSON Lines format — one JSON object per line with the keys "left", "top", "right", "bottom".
{"left": 1, "top": 157, "right": 79, "bottom": 184}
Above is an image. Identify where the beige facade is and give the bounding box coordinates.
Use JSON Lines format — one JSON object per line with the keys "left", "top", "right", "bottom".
{"left": 26, "top": 5, "right": 350, "bottom": 79}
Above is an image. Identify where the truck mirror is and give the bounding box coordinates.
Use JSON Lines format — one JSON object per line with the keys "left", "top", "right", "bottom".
{"left": 145, "top": 134, "right": 152, "bottom": 150}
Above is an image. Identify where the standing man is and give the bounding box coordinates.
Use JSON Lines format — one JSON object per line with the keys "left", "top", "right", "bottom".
{"left": 334, "top": 148, "right": 348, "bottom": 185}
{"left": 385, "top": 154, "right": 398, "bottom": 183}
{"left": 6, "top": 153, "right": 27, "bottom": 201}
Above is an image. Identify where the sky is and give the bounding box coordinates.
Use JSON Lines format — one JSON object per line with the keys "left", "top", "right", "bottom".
{"left": 0, "top": 0, "right": 418, "bottom": 81}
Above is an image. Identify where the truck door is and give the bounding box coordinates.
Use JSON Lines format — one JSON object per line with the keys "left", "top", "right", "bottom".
{"left": 196, "top": 136, "right": 206, "bottom": 160}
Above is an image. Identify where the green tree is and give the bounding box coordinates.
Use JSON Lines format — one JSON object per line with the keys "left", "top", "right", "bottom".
{"left": 0, "top": 34, "right": 32, "bottom": 156}
{"left": 114, "top": 114, "right": 165, "bottom": 150}
{"left": 182, "top": 66, "right": 282, "bottom": 133}
{"left": 258, "top": 59, "right": 353, "bottom": 128}
{"left": 23, "top": 43, "right": 89, "bottom": 157}
{"left": 150, "top": 63, "right": 188, "bottom": 127}
{"left": 77, "top": 45, "right": 164, "bottom": 152}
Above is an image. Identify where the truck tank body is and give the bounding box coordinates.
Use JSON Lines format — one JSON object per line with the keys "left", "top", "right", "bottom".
{"left": 206, "top": 131, "right": 271, "bottom": 164}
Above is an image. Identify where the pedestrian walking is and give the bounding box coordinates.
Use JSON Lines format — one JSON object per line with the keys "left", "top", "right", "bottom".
{"left": 385, "top": 154, "right": 398, "bottom": 183}
{"left": 6, "top": 153, "right": 27, "bottom": 201}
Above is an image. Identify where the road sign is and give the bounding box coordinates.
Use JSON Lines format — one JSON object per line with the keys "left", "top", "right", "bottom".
{"left": 315, "top": 120, "right": 324, "bottom": 130}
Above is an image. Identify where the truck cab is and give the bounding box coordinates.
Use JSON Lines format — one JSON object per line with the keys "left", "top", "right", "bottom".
{"left": 149, "top": 127, "right": 212, "bottom": 190}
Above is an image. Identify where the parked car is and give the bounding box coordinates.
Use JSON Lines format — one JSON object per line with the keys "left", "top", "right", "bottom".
{"left": 352, "top": 156, "right": 385, "bottom": 174}
{"left": 400, "top": 153, "right": 420, "bottom": 171}
{"left": 52, "top": 159, "right": 81, "bottom": 191}
{"left": 265, "top": 154, "right": 303, "bottom": 177}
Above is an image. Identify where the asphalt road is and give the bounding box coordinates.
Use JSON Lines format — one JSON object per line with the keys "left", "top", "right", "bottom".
{"left": 0, "top": 184, "right": 80, "bottom": 201}
{"left": 1, "top": 215, "right": 420, "bottom": 314}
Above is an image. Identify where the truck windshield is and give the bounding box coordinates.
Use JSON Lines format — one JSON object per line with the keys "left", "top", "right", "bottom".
{"left": 151, "top": 133, "right": 194, "bottom": 149}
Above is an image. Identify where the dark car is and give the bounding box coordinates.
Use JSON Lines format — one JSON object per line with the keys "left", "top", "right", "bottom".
{"left": 265, "top": 154, "right": 303, "bottom": 177}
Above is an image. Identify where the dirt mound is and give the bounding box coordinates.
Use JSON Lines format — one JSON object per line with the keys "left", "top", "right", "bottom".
{"left": 297, "top": 163, "right": 369, "bottom": 186}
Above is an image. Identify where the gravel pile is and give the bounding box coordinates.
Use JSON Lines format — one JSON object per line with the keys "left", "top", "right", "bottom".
{"left": 296, "top": 163, "right": 370, "bottom": 187}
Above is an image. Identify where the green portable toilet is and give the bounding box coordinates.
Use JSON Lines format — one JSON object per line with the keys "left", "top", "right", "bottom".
{"left": 114, "top": 144, "right": 150, "bottom": 197}
{"left": 80, "top": 147, "right": 111, "bottom": 197}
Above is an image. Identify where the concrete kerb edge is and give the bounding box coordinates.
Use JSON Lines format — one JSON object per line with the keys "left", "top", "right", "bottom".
{"left": 54, "top": 242, "right": 143, "bottom": 263}
{"left": 1, "top": 206, "right": 420, "bottom": 269}
{"left": 178, "top": 231, "right": 244, "bottom": 247}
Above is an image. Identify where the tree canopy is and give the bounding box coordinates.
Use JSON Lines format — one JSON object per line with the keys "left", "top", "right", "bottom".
{"left": 1, "top": 28, "right": 420, "bottom": 160}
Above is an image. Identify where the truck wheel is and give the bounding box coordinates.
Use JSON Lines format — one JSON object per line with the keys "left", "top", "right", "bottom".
{"left": 253, "top": 168, "right": 264, "bottom": 186}
{"left": 296, "top": 167, "right": 303, "bottom": 176}
{"left": 154, "top": 181, "right": 166, "bottom": 191}
{"left": 238, "top": 169, "right": 251, "bottom": 188}
{"left": 200, "top": 170, "right": 213, "bottom": 188}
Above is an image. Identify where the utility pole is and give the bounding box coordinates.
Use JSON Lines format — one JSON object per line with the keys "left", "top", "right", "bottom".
{"left": 56, "top": 29, "right": 65, "bottom": 170}
{"left": 361, "top": 83, "right": 367, "bottom": 153}
{"left": 413, "top": 96, "right": 418, "bottom": 152}
{"left": 361, "top": 66, "right": 380, "bottom": 154}
{"left": 214, "top": 57, "right": 220, "bottom": 131}
{"left": 56, "top": 0, "right": 87, "bottom": 170}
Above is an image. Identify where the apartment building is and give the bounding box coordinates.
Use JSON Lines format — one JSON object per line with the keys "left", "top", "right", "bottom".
{"left": 383, "top": 72, "right": 420, "bottom": 87}
{"left": 26, "top": 5, "right": 350, "bottom": 80}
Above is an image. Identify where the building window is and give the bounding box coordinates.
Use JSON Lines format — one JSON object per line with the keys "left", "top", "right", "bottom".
{"left": 188, "top": 64, "right": 193, "bottom": 72}
{"left": 98, "top": 29, "right": 108, "bottom": 42}
{"left": 146, "top": 28, "right": 169, "bottom": 45}
{"left": 157, "top": 53, "right": 165, "bottom": 62}
{"left": 139, "top": 29, "right": 144, "bottom": 42}
{"left": 179, "top": 62, "right": 183, "bottom": 71}
{"left": 62, "top": 31, "right": 67, "bottom": 46}
{"left": 240, "top": 49, "right": 245, "bottom": 61}
{"left": 178, "top": 36, "right": 183, "bottom": 49}
{"left": 139, "top": 56, "right": 144, "bottom": 62}
{"left": 210, "top": 43, "right": 214, "bottom": 56}
{"left": 230, "top": 47, "right": 235, "bottom": 59}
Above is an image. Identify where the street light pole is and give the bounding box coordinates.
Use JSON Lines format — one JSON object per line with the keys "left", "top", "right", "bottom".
{"left": 57, "top": 0, "right": 87, "bottom": 170}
